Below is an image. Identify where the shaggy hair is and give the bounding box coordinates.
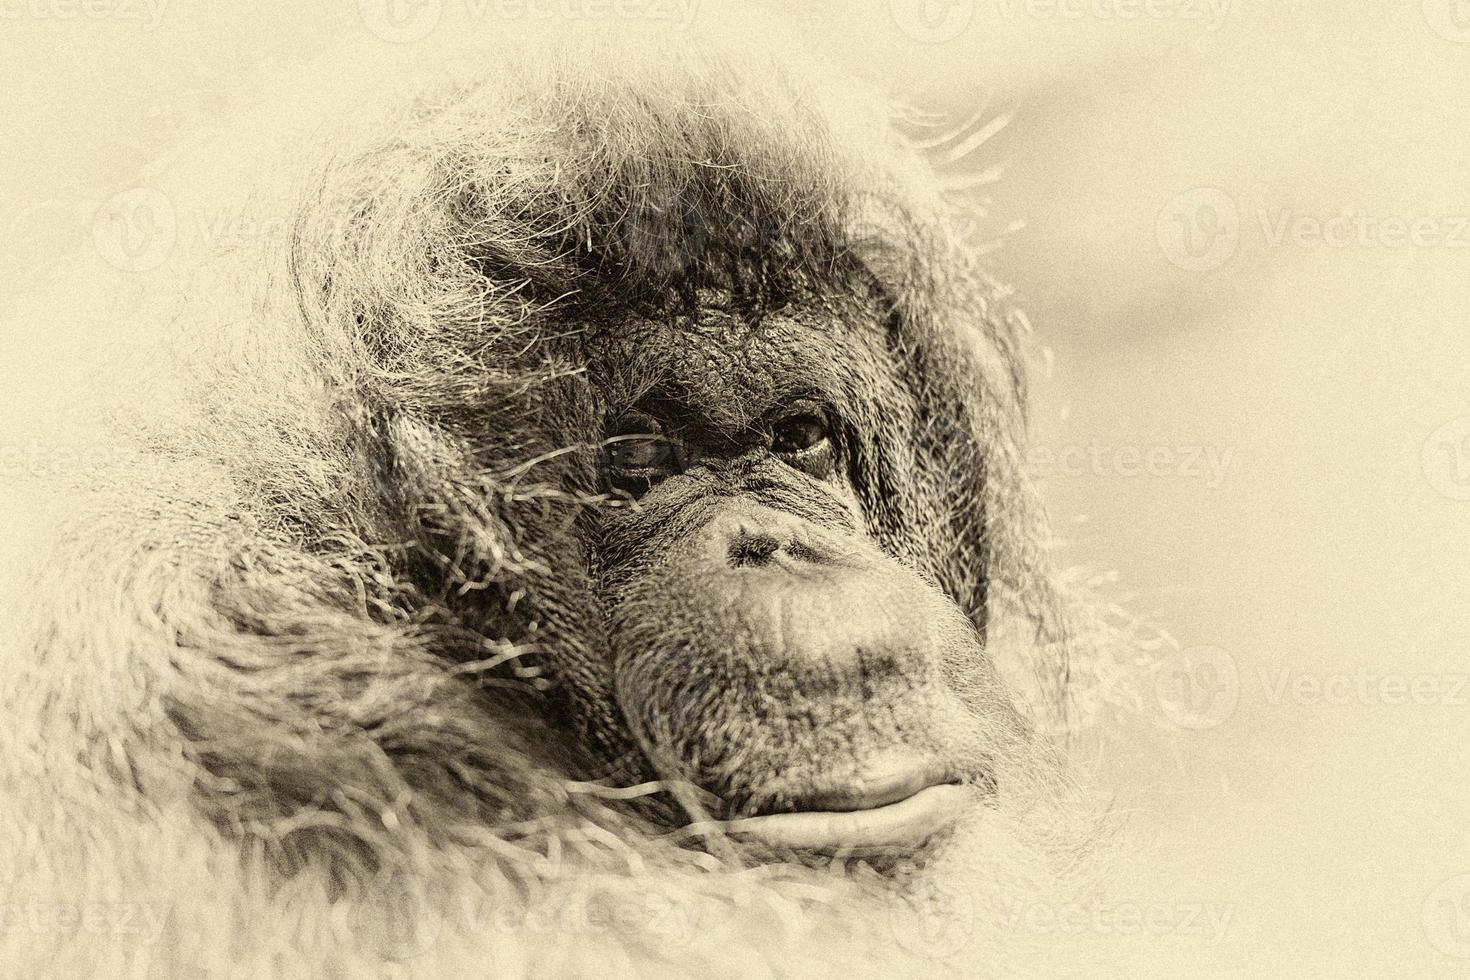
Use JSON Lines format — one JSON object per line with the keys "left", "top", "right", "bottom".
{"left": 0, "top": 14, "right": 1147, "bottom": 979}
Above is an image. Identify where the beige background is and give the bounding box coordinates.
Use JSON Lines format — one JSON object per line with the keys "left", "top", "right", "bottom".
{"left": 1, "top": 1, "right": 1467, "bottom": 974}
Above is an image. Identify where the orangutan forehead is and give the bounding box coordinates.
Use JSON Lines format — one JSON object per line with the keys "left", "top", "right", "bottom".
{"left": 523, "top": 196, "right": 914, "bottom": 325}
{"left": 431, "top": 59, "right": 925, "bottom": 319}
{"left": 579, "top": 303, "right": 886, "bottom": 425}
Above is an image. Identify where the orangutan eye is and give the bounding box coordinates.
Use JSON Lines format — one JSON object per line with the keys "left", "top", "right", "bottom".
{"left": 771, "top": 410, "right": 830, "bottom": 455}
{"left": 769, "top": 403, "right": 838, "bottom": 481}
{"left": 606, "top": 435, "right": 670, "bottom": 470}
{"left": 604, "top": 412, "right": 681, "bottom": 493}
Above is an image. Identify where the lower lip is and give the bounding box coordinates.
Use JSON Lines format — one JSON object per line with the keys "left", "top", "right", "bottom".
{"left": 717, "top": 783, "right": 971, "bottom": 851}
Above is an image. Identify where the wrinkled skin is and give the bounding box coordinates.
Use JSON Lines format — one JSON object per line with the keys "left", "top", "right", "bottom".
{"left": 580, "top": 307, "right": 1026, "bottom": 843}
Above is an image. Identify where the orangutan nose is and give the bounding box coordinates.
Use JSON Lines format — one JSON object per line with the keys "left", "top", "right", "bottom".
{"left": 693, "top": 503, "right": 943, "bottom": 683}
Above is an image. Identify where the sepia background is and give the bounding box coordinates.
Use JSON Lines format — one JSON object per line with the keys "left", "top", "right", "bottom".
{"left": 1, "top": 0, "right": 1466, "bottom": 975}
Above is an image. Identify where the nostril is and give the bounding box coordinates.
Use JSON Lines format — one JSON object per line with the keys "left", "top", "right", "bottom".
{"left": 727, "top": 533, "right": 825, "bottom": 569}
{"left": 728, "top": 534, "right": 781, "bottom": 568}
{"left": 779, "top": 540, "right": 823, "bottom": 564}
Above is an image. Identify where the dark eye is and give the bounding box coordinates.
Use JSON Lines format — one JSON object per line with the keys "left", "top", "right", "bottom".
{"left": 604, "top": 412, "right": 681, "bottom": 493}
{"left": 769, "top": 402, "right": 838, "bottom": 481}
{"left": 606, "top": 435, "right": 673, "bottom": 471}
{"left": 771, "top": 411, "right": 830, "bottom": 455}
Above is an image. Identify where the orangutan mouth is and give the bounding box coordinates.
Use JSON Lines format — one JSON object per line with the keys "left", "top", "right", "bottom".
{"left": 724, "top": 764, "right": 968, "bottom": 851}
